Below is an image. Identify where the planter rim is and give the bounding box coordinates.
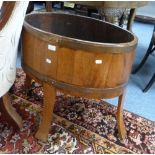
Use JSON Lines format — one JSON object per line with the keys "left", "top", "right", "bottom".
{"left": 24, "top": 12, "right": 138, "bottom": 53}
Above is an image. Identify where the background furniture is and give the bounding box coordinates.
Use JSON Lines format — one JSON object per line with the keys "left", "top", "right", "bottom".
{"left": 75, "top": 1, "right": 147, "bottom": 31}
{"left": 45, "top": 1, "right": 147, "bottom": 31}
{"left": 0, "top": 2, "right": 28, "bottom": 129}
{"left": 132, "top": 2, "right": 155, "bottom": 92}
{"left": 133, "top": 26, "right": 155, "bottom": 92}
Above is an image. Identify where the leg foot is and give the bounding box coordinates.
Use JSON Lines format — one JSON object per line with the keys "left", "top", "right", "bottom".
{"left": 0, "top": 93, "right": 23, "bottom": 130}
{"left": 35, "top": 82, "right": 56, "bottom": 142}
{"left": 117, "top": 91, "right": 126, "bottom": 139}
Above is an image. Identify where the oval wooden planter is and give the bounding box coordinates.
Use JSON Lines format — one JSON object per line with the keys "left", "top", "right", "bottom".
{"left": 22, "top": 12, "right": 138, "bottom": 141}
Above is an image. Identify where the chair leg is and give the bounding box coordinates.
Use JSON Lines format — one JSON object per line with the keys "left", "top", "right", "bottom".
{"left": 0, "top": 93, "right": 23, "bottom": 130}
{"left": 117, "top": 91, "right": 127, "bottom": 139}
{"left": 132, "top": 40, "right": 154, "bottom": 74}
{"left": 127, "top": 8, "right": 136, "bottom": 31}
{"left": 35, "top": 82, "right": 56, "bottom": 142}
{"left": 45, "top": 1, "right": 52, "bottom": 12}
{"left": 143, "top": 72, "right": 155, "bottom": 92}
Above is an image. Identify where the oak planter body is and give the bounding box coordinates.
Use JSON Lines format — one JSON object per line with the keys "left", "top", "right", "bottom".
{"left": 22, "top": 12, "right": 137, "bottom": 141}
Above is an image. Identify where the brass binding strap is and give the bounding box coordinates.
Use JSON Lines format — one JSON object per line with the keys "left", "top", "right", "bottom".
{"left": 22, "top": 62, "right": 127, "bottom": 97}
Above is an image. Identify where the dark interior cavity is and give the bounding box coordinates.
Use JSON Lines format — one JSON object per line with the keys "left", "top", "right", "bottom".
{"left": 25, "top": 13, "right": 134, "bottom": 44}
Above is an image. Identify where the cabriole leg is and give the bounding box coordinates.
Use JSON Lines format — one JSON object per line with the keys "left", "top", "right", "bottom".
{"left": 117, "top": 91, "right": 127, "bottom": 139}
{"left": 35, "top": 82, "right": 56, "bottom": 142}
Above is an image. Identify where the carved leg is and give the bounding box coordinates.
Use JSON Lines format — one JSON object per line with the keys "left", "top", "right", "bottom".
{"left": 35, "top": 82, "right": 56, "bottom": 142}
{"left": 0, "top": 93, "right": 23, "bottom": 130}
{"left": 117, "top": 91, "right": 126, "bottom": 139}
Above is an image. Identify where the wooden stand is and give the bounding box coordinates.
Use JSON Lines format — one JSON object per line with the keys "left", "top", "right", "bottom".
{"left": 22, "top": 12, "right": 137, "bottom": 142}
{"left": 25, "top": 75, "right": 126, "bottom": 141}
{"left": 117, "top": 91, "right": 126, "bottom": 139}
{"left": 35, "top": 83, "right": 56, "bottom": 142}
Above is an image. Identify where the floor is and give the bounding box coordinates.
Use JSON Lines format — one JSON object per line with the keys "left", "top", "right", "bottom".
{"left": 17, "top": 5, "right": 155, "bottom": 122}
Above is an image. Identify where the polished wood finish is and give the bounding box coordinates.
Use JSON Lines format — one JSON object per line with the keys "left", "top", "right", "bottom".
{"left": 45, "top": 1, "right": 52, "bottom": 12}
{"left": 0, "top": 93, "right": 23, "bottom": 130}
{"left": 127, "top": 8, "right": 136, "bottom": 31}
{"left": 135, "top": 15, "right": 155, "bottom": 25}
{"left": 35, "top": 82, "right": 56, "bottom": 142}
{"left": 22, "top": 12, "right": 137, "bottom": 141}
{"left": 22, "top": 63, "right": 126, "bottom": 99}
{"left": 0, "top": 1, "right": 15, "bottom": 30}
{"left": 117, "top": 91, "right": 126, "bottom": 139}
{"left": 75, "top": 1, "right": 148, "bottom": 8}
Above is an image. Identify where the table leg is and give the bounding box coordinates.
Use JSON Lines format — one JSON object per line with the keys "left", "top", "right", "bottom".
{"left": 35, "top": 82, "right": 56, "bottom": 142}
{"left": 127, "top": 8, "right": 136, "bottom": 31}
{"left": 117, "top": 91, "right": 127, "bottom": 139}
{"left": 45, "top": 1, "right": 52, "bottom": 12}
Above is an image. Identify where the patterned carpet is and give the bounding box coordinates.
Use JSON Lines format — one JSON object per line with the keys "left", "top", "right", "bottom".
{"left": 0, "top": 69, "right": 155, "bottom": 153}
